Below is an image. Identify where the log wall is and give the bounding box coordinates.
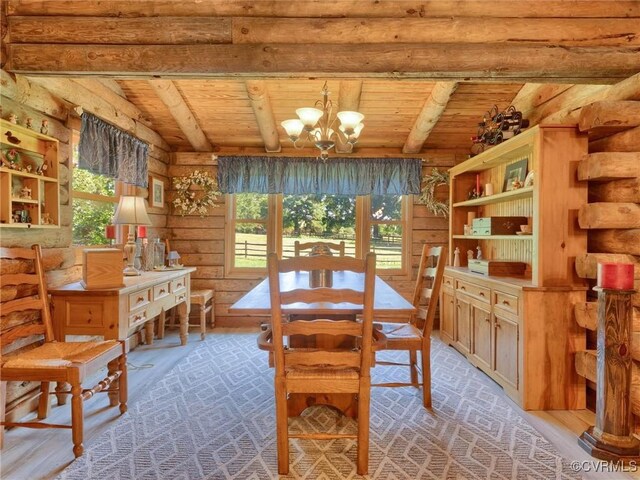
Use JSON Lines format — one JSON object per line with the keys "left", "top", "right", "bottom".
{"left": 0, "top": 70, "right": 170, "bottom": 421}
{"left": 169, "top": 151, "right": 463, "bottom": 328}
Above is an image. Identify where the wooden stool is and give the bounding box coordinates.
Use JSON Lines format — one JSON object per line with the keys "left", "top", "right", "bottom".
{"left": 157, "top": 289, "right": 214, "bottom": 341}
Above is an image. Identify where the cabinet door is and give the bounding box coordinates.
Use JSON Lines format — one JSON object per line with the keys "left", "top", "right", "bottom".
{"left": 494, "top": 311, "right": 519, "bottom": 389}
{"left": 471, "top": 301, "right": 492, "bottom": 370}
{"left": 455, "top": 294, "right": 471, "bottom": 355}
{"left": 440, "top": 289, "right": 455, "bottom": 343}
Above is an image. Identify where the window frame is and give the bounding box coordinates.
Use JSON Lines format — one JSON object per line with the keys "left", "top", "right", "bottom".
{"left": 70, "top": 129, "right": 124, "bottom": 246}
{"left": 225, "top": 192, "right": 412, "bottom": 278}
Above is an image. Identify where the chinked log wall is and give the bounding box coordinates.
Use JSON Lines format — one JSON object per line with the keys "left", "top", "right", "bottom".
{"left": 169, "top": 152, "right": 461, "bottom": 328}
{"left": 0, "top": 70, "right": 170, "bottom": 423}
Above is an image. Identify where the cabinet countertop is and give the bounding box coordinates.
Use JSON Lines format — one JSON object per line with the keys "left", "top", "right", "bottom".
{"left": 445, "top": 267, "right": 588, "bottom": 292}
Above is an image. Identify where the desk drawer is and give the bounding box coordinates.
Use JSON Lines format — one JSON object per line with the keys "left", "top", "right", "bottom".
{"left": 154, "top": 282, "right": 170, "bottom": 301}
{"left": 456, "top": 280, "right": 490, "bottom": 303}
{"left": 174, "top": 291, "right": 188, "bottom": 305}
{"left": 494, "top": 290, "right": 519, "bottom": 315}
{"left": 129, "top": 308, "right": 147, "bottom": 328}
{"left": 129, "top": 288, "right": 151, "bottom": 312}
{"left": 171, "top": 276, "right": 187, "bottom": 293}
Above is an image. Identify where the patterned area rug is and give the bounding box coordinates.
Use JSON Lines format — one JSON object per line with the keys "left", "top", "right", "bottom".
{"left": 58, "top": 333, "right": 579, "bottom": 479}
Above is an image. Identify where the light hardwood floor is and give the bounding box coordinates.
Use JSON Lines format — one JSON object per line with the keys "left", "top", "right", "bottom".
{"left": 1, "top": 330, "right": 638, "bottom": 480}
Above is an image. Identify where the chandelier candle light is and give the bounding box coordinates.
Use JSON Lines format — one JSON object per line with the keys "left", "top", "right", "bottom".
{"left": 281, "top": 82, "right": 364, "bottom": 159}
{"left": 112, "top": 195, "right": 152, "bottom": 276}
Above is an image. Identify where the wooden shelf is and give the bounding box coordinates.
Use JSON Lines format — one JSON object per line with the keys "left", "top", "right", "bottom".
{"left": 452, "top": 186, "right": 533, "bottom": 207}
{"left": 0, "top": 223, "right": 58, "bottom": 228}
{"left": 0, "top": 167, "right": 58, "bottom": 183}
{"left": 11, "top": 197, "right": 39, "bottom": 204}
{"left": 453, "top": 234, "right": 533, "bottom": 240}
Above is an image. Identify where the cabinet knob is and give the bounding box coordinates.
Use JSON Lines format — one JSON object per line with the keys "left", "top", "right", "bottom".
{"left": 137, "top": 296, "right": 144, "bottom": 303}
{"left": 479, "top": 292, "right": 485, "bottom": 297}
{"left": 159, "top": 288, "right": 166, "bottom": 294}
{"left": 484, "top": 317, "right": 490, "bottom": 323}
{"left": 495, "top": 321, "right": 501, "bottom": 329}
{"left": 502, "top": 300, "right": 510, "bottom": 306}
{"left": 460, "top": 286, "right": 466, "bottom": 291}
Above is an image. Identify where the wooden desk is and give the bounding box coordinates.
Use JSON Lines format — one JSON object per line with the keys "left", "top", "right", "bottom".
{"left": 231, "top": 271, "right": 414, "bottom": 417}
{"left": 49, "top": 268, "right": 196, "bottom": 346}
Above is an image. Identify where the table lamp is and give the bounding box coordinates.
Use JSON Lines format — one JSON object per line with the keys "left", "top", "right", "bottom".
{"left": 112, "top": 195, "right": 152, "bottom": 276}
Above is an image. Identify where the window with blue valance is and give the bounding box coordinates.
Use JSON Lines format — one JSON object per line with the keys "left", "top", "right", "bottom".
{"left": 78, "top": 112, "right": 149, "bottom": 187}
{"left": 217, "top": 156, "right": 422, "bottom": 196}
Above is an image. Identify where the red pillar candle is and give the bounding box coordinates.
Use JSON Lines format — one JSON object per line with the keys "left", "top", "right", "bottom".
{"left": 137, "top": 225, "right": 147, "bottom": 238}
{"left": 105, "top": 224, "right": 116, "bottom": 239}
{"left": 597, "top": 263, "right": 635, "bottom": 290}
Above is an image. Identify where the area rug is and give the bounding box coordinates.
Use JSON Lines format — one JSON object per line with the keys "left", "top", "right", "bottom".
{"left": 57, "top": 332, "right": 579, "bottom": 479}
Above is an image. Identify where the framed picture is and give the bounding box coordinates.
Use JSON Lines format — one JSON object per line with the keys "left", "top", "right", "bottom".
{"left": 150, "top": 176, "right": 165, "bottom": 208}
{"left": 502, "top": 159, "right": 528, "bottom": 192}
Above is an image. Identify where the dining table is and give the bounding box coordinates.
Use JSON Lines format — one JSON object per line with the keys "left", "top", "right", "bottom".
{"left": 230, "top": 270, "right": 415, "bottom": 417}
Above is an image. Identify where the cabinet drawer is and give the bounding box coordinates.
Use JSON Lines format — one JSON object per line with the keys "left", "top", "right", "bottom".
{"left": 174, "top": 291, "right": 188, "bottom": 305}
{"left": 442, "top": 275, "right": 454, "bottom": 289}
{"left": 171, "top": 276, "right": 187, "bottom": 293}
{"left": 129, "top": 288, "right": 151, "bottom": 312}
{"left": 154, "top": 282, "right": 170, "bottom": 301}
{"left": 456, "top": 280, "right": 490, "bottom": 303}
{"left": 129, "top": 308, "right": 147, "bottom": 327}
{"left": 494, "top": 290, "right": 519, "bottom": 315}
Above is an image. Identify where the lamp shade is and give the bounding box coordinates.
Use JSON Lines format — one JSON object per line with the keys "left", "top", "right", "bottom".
{"left": 281, "top": 119, "right": 305, "bottom": 138}
{"left": 296, "top": 107, "right": 323, "bottom": 127}
{"left": 337, "top": 111, "right": 365, "bottom": 131}
{"left": 113, "top": 195, "right": 152, "bottom": 226}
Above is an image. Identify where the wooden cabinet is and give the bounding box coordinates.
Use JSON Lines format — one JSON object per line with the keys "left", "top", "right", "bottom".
{"left": 470, "top": 300, "right": 492, "bottom": 371}
{"left": 440, "top": 288, "right": 455, "bottom": 343}
{"left": 0, "top": 119, "right": 60, "bottom": 228}
{"left": 440, "top": 125, "right": 587, "bottom": 411}
{"left": 493, "top": 309, "right": 519, "bottom": 390}
{"left": 455, "top": 294, "right": 471, "bottom": 355}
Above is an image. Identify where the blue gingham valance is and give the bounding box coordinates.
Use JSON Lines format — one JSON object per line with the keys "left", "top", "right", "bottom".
{"left": 217, "top": 156, "right": 422, "bottom": 195}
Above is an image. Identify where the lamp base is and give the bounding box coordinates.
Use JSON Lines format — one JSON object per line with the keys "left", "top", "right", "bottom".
{"left": 123, "top": 265, "right": 141, "bottom": 276}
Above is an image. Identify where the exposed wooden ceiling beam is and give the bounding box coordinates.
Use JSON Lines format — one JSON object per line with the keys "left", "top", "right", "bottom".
{"left": 148, "top": 79, "right": 212, "bottom": 152}
{"left": 245, "top": 80, "right": 280, "bottom": 153}
{"left": 402, "top": 82, "right": 458, "bottom": 154}
{"left": 73, "top": 78, "right": 154, "bottom": 128}
{"left": 335, "top": 80, "right": 362, "bottom": 154}
{"left": 7, "top": 1, "right": 640, "bottom": 18}
{"left": 8, "top": 16, "right": 640, "bottom": 47}
{"left": 96, "top": 78, "right": 128, "bottom": 99}
{"left": 9, "top": 44, "right": 638, "bottom": 83}
{"left": 27, "top": 76, "right": 170, "bottom": 151}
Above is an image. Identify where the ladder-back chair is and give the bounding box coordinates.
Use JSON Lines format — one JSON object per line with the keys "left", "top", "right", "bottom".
{"left": 373, "top": 244, "right": 447, "bottom": 408}
{"left": 294, "top": 240, "right": 346, "bottom": 257}
{"left": 266, "top": 252, "right": 376, "bottom": 475}
{"left": 0, "top": 245, "right": 128, "bottom": 457}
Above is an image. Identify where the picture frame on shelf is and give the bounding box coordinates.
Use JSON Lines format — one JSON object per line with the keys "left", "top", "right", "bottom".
{"left": 150, "top": 176, "right": 165, "bottom": 208}
{"left": 502, "top": 158, "right": 528, "bottom": 192}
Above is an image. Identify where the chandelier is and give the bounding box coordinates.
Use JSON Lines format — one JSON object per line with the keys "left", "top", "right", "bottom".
{"left": 280, "top": 82, "right": 364, "bottom": 159}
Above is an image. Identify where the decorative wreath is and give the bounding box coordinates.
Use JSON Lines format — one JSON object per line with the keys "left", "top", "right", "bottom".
{"left": 172, "top": 170, "right": 220, "bottom": 216}
{"left": 418, "top": 167, "right": 450, "bottom": 217}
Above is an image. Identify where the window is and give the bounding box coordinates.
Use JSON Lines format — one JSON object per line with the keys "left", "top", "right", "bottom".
{"left": 71, "top": 131, "right": 121, "bottom": 245}
{"left": 226, "top": 193, "right": 411, "bottom": 276}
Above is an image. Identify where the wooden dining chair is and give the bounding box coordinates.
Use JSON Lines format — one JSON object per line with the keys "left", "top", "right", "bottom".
{"left": 294, "top": 240, "right": 346, "bottom": 257}
{"left": 265, "top": 252, "right": 376, "bottom": 475}
{"left": 373, "top": 244, "right": 447, "bottom": 408}
{"left": 0, "top": 245, "right": 128, "bottom": 457}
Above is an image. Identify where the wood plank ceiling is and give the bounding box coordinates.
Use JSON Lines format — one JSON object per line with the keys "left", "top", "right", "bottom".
{"left": 3, "top": 0, "right": 638, "bottom": 156}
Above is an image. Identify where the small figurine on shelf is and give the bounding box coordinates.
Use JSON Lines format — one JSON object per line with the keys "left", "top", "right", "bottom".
{"left": 511, "top": 178, "right": 523, "bottom": 190}
{"left": 40, "top": 119, "right": 49, "bottom": 135}
{"left": 35, "top": 163, "right": 48, "bottom": 176}
{"left": 25, "top": 117, "right": 33, "bottom": 130}
{"left": 467, "top": 187, "right": 482, "bottom": 200}
{"left": 467, "top": 250, "right": 474, "bottom": 262}
{"left": 453, "top": 247, "right": 461, "bottom": 267}
{"left": 25, "top": 165, "right": 32, "bottom": 173}
{"left": 19, "top": 186, "right": 32, "bottom": 199}
{"left": 12, "top": 212, "right": 21, "bottom": 223}
{"left": 8, "top": 113, "right": 17, "bottom": 124}
{"left": 476, "top": 246, "right": 483, "bottom": 260}
{"left": 41, "top": 213, "right": 52, "bottom": 225}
